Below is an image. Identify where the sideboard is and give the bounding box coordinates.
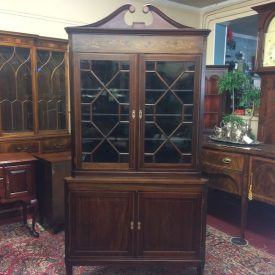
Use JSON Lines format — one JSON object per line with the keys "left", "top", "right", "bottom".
{"left": 201, "top": 140, "right": 275, "bottom": 245}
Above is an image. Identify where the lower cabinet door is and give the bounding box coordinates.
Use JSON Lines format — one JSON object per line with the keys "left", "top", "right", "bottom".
{"left": 137, "top": 191, "right": 203, "bottom": 258}
{"left": 250, "top": 156, "right": 275, "bottom": 205}
{"left": 5, "top": 164, "right": 35, "bottom": 200}
{"left": 68, "top": 190, "right": 135, "bottom": 257}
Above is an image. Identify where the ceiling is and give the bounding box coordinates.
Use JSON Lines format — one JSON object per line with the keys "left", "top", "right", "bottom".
{"left": 167, "top": 0, "right": 232, "bottom": 8}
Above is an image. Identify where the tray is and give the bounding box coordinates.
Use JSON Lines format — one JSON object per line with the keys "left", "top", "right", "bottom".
{"left": 209, "top": 135, "right": 261, "bottom": 146}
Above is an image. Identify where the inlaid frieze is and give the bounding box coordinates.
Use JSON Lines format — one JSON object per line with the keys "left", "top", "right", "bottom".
{"left": 72, "top": 34, "right": 203, "bottom": 54}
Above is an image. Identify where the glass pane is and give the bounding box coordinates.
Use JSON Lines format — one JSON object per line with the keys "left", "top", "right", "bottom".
{"left": 144, "top": 60, "right": 195, "bottom": 164}
{"left": 80, "top": 59, "right": 130, "bottom": 163}
{"left": 37, "top": 50, "right": 66, "bottom": 130}
{"left": 0, "top": 45, "right": 33, "bottom": 132}
{"left": 155, "top": 142, "right": 181, "bottom": 163}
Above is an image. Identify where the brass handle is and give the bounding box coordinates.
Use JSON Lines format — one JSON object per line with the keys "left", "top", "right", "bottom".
{"left": 139, "top": 110, "right": 142, "bottom": 119}
{"left": 16, "top": 146, "right": 29, "bottom": 152}
{"left": 137, "top": 221, "right": 141, "bottom": 230}
{"left": 130, "top": 221, "right": 134, "bottom": 230}
{"left": 222, "top": 157, "right": 232, "bottom": 164}
{"left": 248, "top": 173, "right": 253, "bottom": 201}
{"left": 132, "top": 110, "right": 136, "bottom": 119}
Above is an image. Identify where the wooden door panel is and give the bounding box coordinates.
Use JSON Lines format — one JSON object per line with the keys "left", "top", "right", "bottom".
{"left": 137, "top": 192, "right": 203, "bottom": 258}
{"left": 251, "top": 157, "right": 275, "bottom": 205}
{"left": 5, "top": 164, "right": 34, "bottom": 199}
{"left": 68, "top": 190, "right": 135, "bottom": 256}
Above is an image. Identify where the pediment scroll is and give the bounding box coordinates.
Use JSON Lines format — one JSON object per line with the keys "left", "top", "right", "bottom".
{"left": 67, "top": 4, "right": 194, "bottom": 31}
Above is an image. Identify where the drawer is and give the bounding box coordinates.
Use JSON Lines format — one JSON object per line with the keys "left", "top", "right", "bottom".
{"left": 40, "top": 137, "right": 71, "bottom": 153}
{"left": 201, "top": 149, "right": 244, "bottom": 172}
{"left": 5, "top": 142, "right": 39, "bottom": 153}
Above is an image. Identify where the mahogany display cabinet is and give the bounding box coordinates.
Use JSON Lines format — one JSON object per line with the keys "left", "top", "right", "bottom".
{"left": 0, "top": 30, "right": 70, "bottom": 154}
{"left": 64, "top": 5, "right": 209, "bottom": 274}
{"left": 203, "top": 65, "right": 228, "bottom": 133}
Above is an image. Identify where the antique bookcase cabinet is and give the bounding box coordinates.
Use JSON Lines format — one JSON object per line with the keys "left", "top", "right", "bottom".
{"left": 0, "top": 30, "right": 71, "bottom": 226}
{"left": 0, "top": 31, "right": 70, "bottom": 154}
{"left": 203, "top": 65, "right": 228, "bottom": 133}
{"left": 65, "top": 5, "right": 209, "bottom": 275}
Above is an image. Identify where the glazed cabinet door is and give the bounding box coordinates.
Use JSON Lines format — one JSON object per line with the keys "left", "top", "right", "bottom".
{"left": 137, "top": 191, "right": 204, "bottom": 258}
{"left": 73, "top": 53, "right": 137, "bottom": 170}
{"left": 67, "top": 189, "right": 135, "bottom": 257}
{"left": 139, "top": 55, "right": 201, "bottom": 170}
{"left": 4, "top": 163, "right": 35, "bottom": 200}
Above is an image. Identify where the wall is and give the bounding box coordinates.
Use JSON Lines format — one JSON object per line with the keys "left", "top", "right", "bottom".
{"left": 2, "top": 1, "right": 275, "bottom": 63}
{"left": 201, "top": 0, "right": 275, "bottom": 64}
{"left": 0, "top": 0, "right": 200, "bottom": 39}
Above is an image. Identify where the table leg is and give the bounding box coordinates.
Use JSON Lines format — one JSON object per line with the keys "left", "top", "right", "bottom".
{"left": 230, "top": 180, "right": 248, "bottom": 246}
{"left": 30, "top": 199, "right": 39, "bottom": 237}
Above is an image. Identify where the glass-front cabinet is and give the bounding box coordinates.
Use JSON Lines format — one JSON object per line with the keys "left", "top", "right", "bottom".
{"left": 65, "top": 5, "right": 209, "bottom": 275}
{"left": 0, "top": 31, "right": 70, "bottom": 153}
{"left": 78, "top": 54, "right": 134, "bottom": 168}
{"left": 74, "top": 53, "right": 200, "bottom": 171}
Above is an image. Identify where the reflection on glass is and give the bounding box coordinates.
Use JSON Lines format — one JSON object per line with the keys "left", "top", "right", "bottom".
{"left": 80, "top": 59, "right": 130, "bottom": 163}
{"left": 144, "top": 60, "right": 195, "bottom": 164}
{"left": 37, "top": 50, "right": 66, "bottom": 130}
{"left": 0, "top": 46, "right": 33, "bottom": 132}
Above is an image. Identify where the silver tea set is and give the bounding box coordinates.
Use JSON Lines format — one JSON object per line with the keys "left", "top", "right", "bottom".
{"left": 213, "top": 120, "right": 253, "bottom": 144}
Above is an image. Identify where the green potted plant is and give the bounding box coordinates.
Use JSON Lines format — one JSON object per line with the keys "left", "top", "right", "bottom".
{"left": 217, "top": 70, "right": 249, "bottom": 114}
{"left": 222, "top": 113, "right": 246, "bottom": 126}
{"left": 218, "top": 70, "right": 261, "bottom": 137}
{"left": 239, "top": 84, "right": 261, "bottom": 117}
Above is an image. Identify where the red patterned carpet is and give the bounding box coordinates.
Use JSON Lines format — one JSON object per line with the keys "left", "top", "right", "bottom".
{"left": 0, "top": 221, "right": 275, "bottom": 274}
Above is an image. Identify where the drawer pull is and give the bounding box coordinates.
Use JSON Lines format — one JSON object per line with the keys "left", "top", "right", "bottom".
{"left": 132, "top": 110, "right": 136, "bottom": 119}
{"left": 222, "top": 157, "right": 232, "bottom": 164}
{"left": 139, "top": 110, "right": 142, "bottom": 119}
{"left": 130, "top": 221, "right": 134, "bottom": 230}
{"left": 248, "top": 173, "right": 253, "bottom": 201}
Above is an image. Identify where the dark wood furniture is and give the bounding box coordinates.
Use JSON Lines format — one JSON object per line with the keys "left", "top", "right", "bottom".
{"left": 35, "top": 151, "right": 71, "bottom": 233}
{"left": 201, "top": 141, "right": 275, "bottom": 244}
{"left": 0, "top": 152, "right": 39, "bottom": 237}
{"left": 0, "top": 30, "right": 70, "bottom": 153}
{"left": 64, "top": 4, "right": 209, "bottom": 275}
{"left": 203, "top": 65, "right": 228, "bottom": 133}
{"left": 65, "top": 174, "right": 207, "bottom": 272}
{"left": 252, "top": 3, "right": 275, "bottom": 144}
